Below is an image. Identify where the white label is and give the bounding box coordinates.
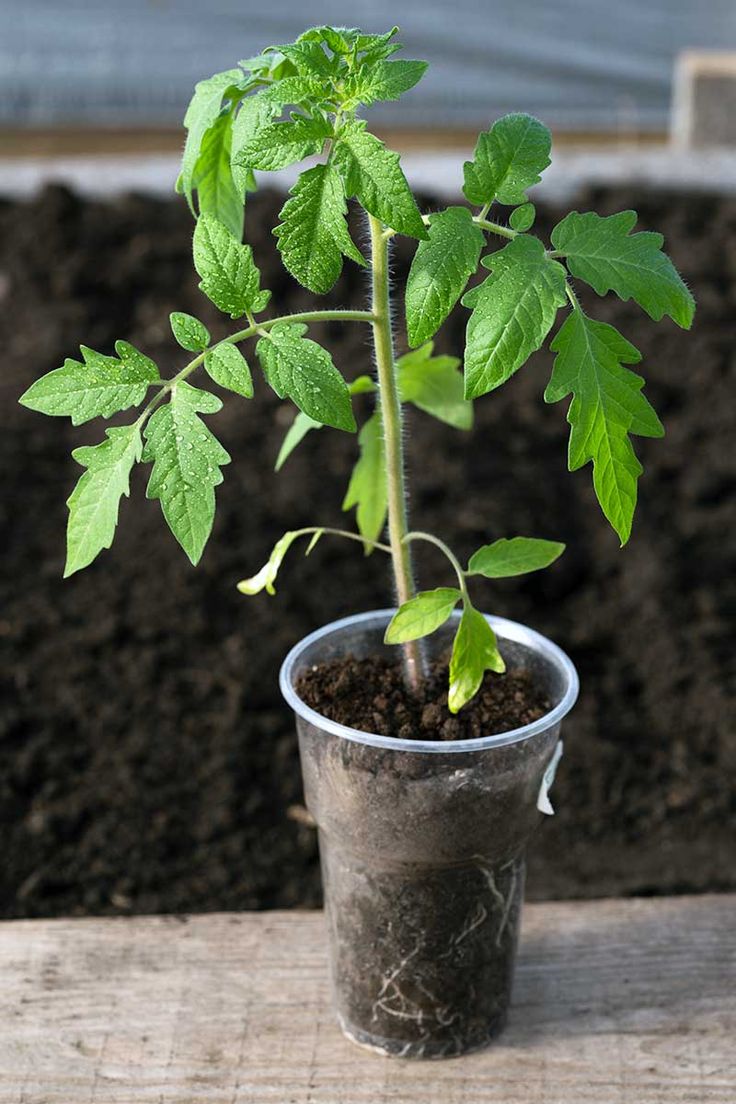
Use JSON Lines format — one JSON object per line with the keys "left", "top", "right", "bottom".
{"left": 537, "top": 740, "right": 563, "bottom": 815}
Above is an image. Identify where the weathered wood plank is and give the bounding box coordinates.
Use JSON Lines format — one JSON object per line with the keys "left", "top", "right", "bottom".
{"left": 0, "top": 896, "right": 733, "bottom": 1103}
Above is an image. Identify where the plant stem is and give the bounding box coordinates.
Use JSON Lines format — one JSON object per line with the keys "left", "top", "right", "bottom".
{"left": 368, "top": 214, "right": 424, "bottom": 690}
{"left": 404, "top": 530, "right": 470, "bottom": 601}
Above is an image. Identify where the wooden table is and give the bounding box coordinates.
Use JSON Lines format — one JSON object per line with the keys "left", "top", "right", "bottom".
{"left": 1, "top": 896, "right": 733, "bottom": 1103}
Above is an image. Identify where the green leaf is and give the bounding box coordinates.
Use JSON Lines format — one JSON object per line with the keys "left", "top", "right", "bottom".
{"left": 170, "top": 312, "right": 210, "bottom": 352}
{"left": 334, "top": 120, "right": 427, "bottom": 239}
{"left": 547, "top": 306, "right": 664, "bottom": 544}
{"left": 204, "top": 343, "right": 253, "bottom": 398}
{"left": 230, "top": 76, "right": 323, "bottom": 186}
{"left": 274, "top": 41, "right": 337, "bottom": 80}
{"left": 274, "top": 163, "right": 365, "bottom": 294}
{"left": 385, "top": 588, "right": 462, "bottom": 645}
{"left": 468, "top": 537, "right": 565, "bottom": 578}
{"left": 274, "top": 375, "right": 375, "bottom": 470}
{"left": 462, "top": 235, "right": 568, "bottom": 399}
{"left": 142, "top": 381, "right": 230, "bottom": 565}
{"left": 232, "top": 113, "right": 330, "bottom": 172}
{"left": 193, "top": 111, "right": 244, "bottom": 240}
{"left": 342, "top": 412, "right": 387, "bottom": 545}
{"left": 463, "top": 114, "right": 551, "bottom": 207}
{"left": 193, "top": 214, "right": 270, "bottom": 319}
{"left": 20, "top": 342, "right": 158, "bottom": 425}
{"left": 237, "top": 529, "right": 303, "bottom": 595}
{"left": 64, "top": 424, "right": 142, "bottom": 577}
{"left": 551, "top": 210, "right": 695, "bottom": 329}
{"left": 345, "top": 59, "right": 428, "bottom": 106}
{"left": 510, "top": 202, "right": 536, "bottom": 232}
{"left": 397, "top": 343, "right": 473, "bottom": 429}
{"left": 256, "top": 322, "right": 355, "bottom": 431}
{"left": 448, "top": 605, "right": 506, "bottom": 714}
{"left": 275, "top": 411, "right": 321, "bottom": 471}
{"left": 181, "top": 69, "right": 244, "bottom": 210}
{"left": 405, "top": 207, "right": 484, "bottom": 347}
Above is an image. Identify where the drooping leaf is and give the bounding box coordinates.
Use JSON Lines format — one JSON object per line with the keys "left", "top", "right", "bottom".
{"left": 467, "top": 537, "right": 565, "bottom": 578}
{"left": 204, "top": 343, "right": 253, "bottom": 398}
{"left": 256, "top": 322, "right": 355, "bottom": 431}
{"left": 334, "top": 120, "right": 427, "bottom": 239}
{"left": 448, "top": 605, "right": 506, "bottom": 714}
{"left": 170, "top": 312, "right": 210, "bottom": 352}
{"left": 551, "top": 210, "right": 695, "bottom": 329}
{"left": 275, "top": 411, "right": 322, "bottom": 471}
{"left": 385, "top": 588, "right": 462, "bottom": 644}
{"left": 509, "top": 202, "right": 536, "bottom": 231}
{"left": 463, "top": 114, "right": 551, "bottom": 207}
{"left": 342, "top": 412, "right": 387, "bottom": 545}
{"left": 462, "top": 235, "right": 567, "bottom": 399}
{"left": 547, "top": 306, "right": 664, "bottom": 544}
{"left": 142, "top": 381, "right": 230, "bottom": 565}
{"left": 344, "top": 59, "right": 428, "bottom": 106}
{"left": 231, "top": 113, "right": 330, "bottom": 172}
{"left": 274, "top": 375, "right": 375, "bottom": 470}
{"left": 192, "top": 111, "right": 244, "bottom": 240}
{"left": 405, "top": 207, "right": 484, "bottom": 347}
{"left": 237, "top": 529, "right": 304, "bottom": 595}
{"left": 20, "top": 342, "right": 158, "bottom": 425}
{"left": 180, "top": 68, "right": 245, "bottom": 210}
{"left": 274, "top": 164, "right": 365, "bottom": 294}
{"left": 397, "top": 344, "right": 472, "bottom": 430}
{"left": 64, "top": 424, "right": 142, "bottom": 577}
{"left": 193, "top": 214, "right": 270, "bottom": 318}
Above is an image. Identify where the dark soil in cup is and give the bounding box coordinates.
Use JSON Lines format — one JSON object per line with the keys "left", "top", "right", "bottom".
{"left": 2, "top": 183, "right": 735, "bottom": 918}
{"left": 296, "top": 655, "right": 550, "bottom": 741}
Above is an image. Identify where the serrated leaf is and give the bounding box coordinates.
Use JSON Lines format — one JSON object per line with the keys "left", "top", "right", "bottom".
{"left": 193, "top": 214, "right": 270, "bottom": 318}
{"left": 230, "top": 77, "right": 321, "bottom": 189}
{"left": 385, "top": 588, "right": 462, "bottom": 645}
{"left": 274, "top": 374, "right": 375, "bottom": 470}
{"left": 193, "top": 111, "right": 244, "bottom": 240}
{"left": 467, "top": 537, "right": 565, "bottom": 578}
{"left": 256, "top": 322, "right": 355, "bottom": 431}
{"left": 64, "top": 424, "right": 142, "bottom": 577}
{"left": 233, "top": 114, "right": 330, "bottom": 172}
{"left": 405, "top": 207, "right": 484, "bottom": 347}
{"left": 345, "top": 59, "right": 428, "bottom": 106}
{"left": 170, "top": 312, "right": 210, "bottom": 352}
{"left": 204, "top": 343, "right": 253, "bottom": 397}
{"left": 448, "top": 605, "right": 506, "bottom": 713}
{"left": 181, "top": 69, "right": 245, "bottom": 210}
{"left": 237, "top": 529, "right": 303, "bottom": 595}
{"left": 274, "top": 164, "right": 365, "bottom": 294}
{"left": 547, "top": 306, "right": 664, "bottom": 544}
{"left": 397, "top": 344, "right": 472, "bottom": 429}
{"left": 20, "top": 343, "right": 158, "bottom": 425}
{"left": 274, "top": 40, "right": 337, "bottom": 79}
{"left": 342, "top": 412, "right": 387, "bottom": 545}
{"left": 334, "top": 120, "right": 427, "bottom": 239}
{"left": 463, "top": 113, "right": 551, "bottom": 207}
{"left": 510, "top": 202, "right": 535, "bottom": 231}
{"left": 462, "top": 235, "right": 568, "bottom": 399}
{"left": 551, "top": 210, "right": 695, "bottom": 329}
{"left": 142, "top": 381, "right": 230, "bottom": 564}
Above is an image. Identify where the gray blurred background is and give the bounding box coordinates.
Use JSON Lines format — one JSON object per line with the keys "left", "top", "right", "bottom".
{"left": 3, "top": 0, "right": 736, "bottom": 132}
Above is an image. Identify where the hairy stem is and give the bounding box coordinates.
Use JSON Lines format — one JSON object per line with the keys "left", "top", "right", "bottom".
{"left": 136, "top": 308, "right": 375, "bottom": 425}
{"left": 368, "top": 214, "right": 425, "bottom": 689}
{"left": 404, "top": 530, "right": 469, "bottom": 601}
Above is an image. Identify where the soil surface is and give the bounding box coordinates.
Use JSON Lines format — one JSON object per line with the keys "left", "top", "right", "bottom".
{"left": 296, "top": 656, "right": 550, "bottom": 741}
{"left": 1, "top": 184, "right": 734, "bottom": 918}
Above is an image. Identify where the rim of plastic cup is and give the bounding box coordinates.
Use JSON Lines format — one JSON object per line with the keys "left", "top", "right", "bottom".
{"left": 279, "top": 609, "right": 579, "bottom": 754}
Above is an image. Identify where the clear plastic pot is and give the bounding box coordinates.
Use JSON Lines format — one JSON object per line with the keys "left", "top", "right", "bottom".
{"left": 280, "top": 610, "right": 578, "bottom": 1059}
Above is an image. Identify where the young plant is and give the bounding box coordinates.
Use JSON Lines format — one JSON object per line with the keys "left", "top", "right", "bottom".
{"left": 19, "top": 26, "right": 694, "bottom": 713}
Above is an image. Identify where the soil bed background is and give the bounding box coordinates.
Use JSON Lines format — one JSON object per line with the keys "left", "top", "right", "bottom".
{"left": 1, "top": 184, "right": 734, "bottom": 918}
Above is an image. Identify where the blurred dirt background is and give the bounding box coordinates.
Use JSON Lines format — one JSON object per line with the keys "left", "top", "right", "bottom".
{"left": 1, "top": 185, "right": 734, "bottom": 917}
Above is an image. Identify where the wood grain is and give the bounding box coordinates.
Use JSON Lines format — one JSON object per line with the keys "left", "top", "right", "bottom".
{"left": 0, "top": 896, "right": 733, "bottom": 1103}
